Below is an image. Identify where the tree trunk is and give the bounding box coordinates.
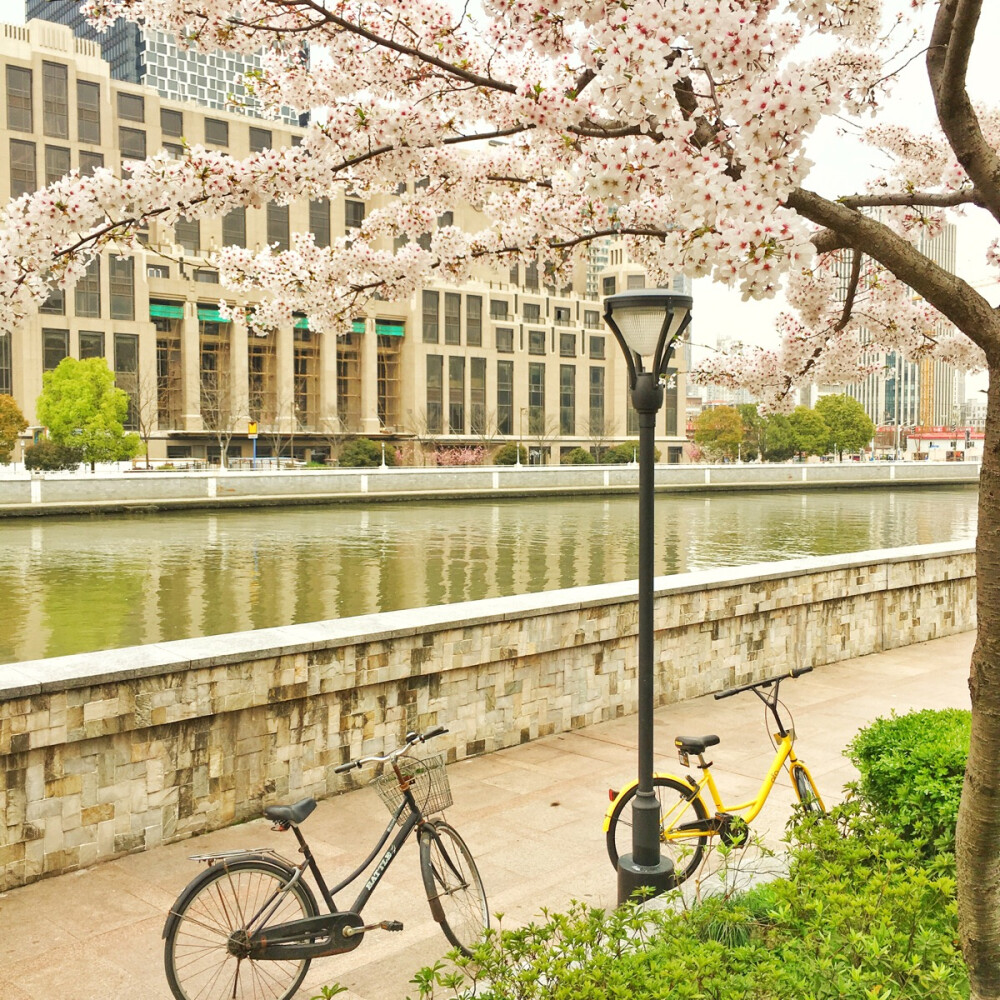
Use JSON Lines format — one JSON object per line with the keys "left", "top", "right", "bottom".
{"left": 958, "top": 373, "right": 1000, "bottom": 1000}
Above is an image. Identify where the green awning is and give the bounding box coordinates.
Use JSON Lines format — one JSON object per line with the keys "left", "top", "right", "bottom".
{"left": 150, "top": 302, "right": 183, "bottom": 319}
{"left": 294, "top": 315, "right": 309, "bottom": 329}
{"left": 197, "top": 306, "right": 230, "bottom": 323}
{"left": 375, "top": 319, "right": 405, "bottom": 337}
{"left": 353, "top": 318, "right": 366, "bottom": 334}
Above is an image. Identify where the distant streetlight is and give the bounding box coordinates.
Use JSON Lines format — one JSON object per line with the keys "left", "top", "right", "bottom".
{"left": 518, "top": 407, "right": 527, "bottom": 466}
{"left": 603, "top": 288, "right": 693, "bottom": 904}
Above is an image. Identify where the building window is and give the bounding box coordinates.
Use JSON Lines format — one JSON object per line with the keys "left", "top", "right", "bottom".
{"left": 40, "top": 287, "right": 64, "bottom": 315}
{"left": 377, "top": 334, "right": 401, "bottom": 430}
{"left": 523, "top": 302, "right": 541, "bottom": 322}
{"left": 222, "top": 207, "right": 246, "bottom": 247}
{"left": 559, "top": 332, "right": 577, "bottom": 358}
{"left": 0, "top": 336, "right": 10, "bottom": 396}
{"left": 422, "top": 290, "right": 439, "bottom": 343}
{"left": 345, "top": 198, "right": 365, "bottom": 232}
{"left": 528, "top": 329, "right": 546, "bottom": 355}
{"left": 589, "top": 335, "right": 605, "bottom": 359}
{"left": 589, "top": 366, "right": 605, "bottom": 435}
{"left": 119, "top": 127, "right": 146, "bottom": 160}
{"left": 79, "top": 150, "right": 104, "bottom": 176}
{"left": 470, "top": 357, "right": 486, "bottom": 434}
{"left": 426, "top": 354, "right": 443, "bottom": 434}
{"left": 294, "top": 328, "right": 320, "bottom": 428}
{"left": 6, "top": 65, "right": 32, "bottom": 133}
{"left": 42, "top": 328, "right": 69, "bottom": 370}
{"left": 664, "top": 367, "right": 678, "bottom": 437}
{"left": 200, "top": 317, "right": 231, "bottom": 424}
{"left": 10, "top": 139, "right": 36, "bottom": 198}
{"left": 438, "top": 210, "right": 454, "bottom": 228}
{"left": 524, "top": 263, "right": 539, "bottom": 291}
{"left": 267, "top": 202, "right": 289, "bottom": 250}
{"left": 602, "top": 276, "right": 616, "bottom": 296}
{"left": 489, "top": 299, "right": 508, "bottom": 320}
{"left": 445, "top": 293, "right": 461, "bottom": 345}
{"left": 109, "top": 256, "right": 135, "bottom": 320}
{"left": 528, "top": 362, "right": 545, "bottom": 434}
{"left": 195, "top": 268, "right": 219, "bottom": 283}
{"left": 627, "top": 273, "right": 646, "bottom": 290}
{"left": 42, "top": 62, "right": 68, "bottom": 139}
{"left": 497, "top": 359, "right": 513, "bottom": 434}
{"left": 509, "top": 263, "right": 519, "bottom": 285}
{"left": 146, "top": 264, "right": 169, "bottom": 279}
{"left": 117, "top": 92, "right": 144, "bottom": 122}
{"left": 449, "top": 356, "right": 465, "bottom": 434}
{"left": 174, "top": 216, "right": 200, "bottom": 254}
{"left": 79, "top": 331, "right": 104, "bottom": 360}
{"left": 204, "top": 117, "right": 228, "bottom": 146}
{"left": 495, "top": 327, "right": 514, "bottom": 353}
{"left": 75, "top": 257, "right": 101, "bottom": 318}
{"left": 247, "top": 334, "right": 276, "bottom": 423}
{"left": 160, "top": 107, "right": 183, "bottom": 137}
{"left": 248, "top": 126, "right": 272, "bottom": 152}
{"left": 114, "top": 332, "right": 139, "bottom": 430}
{"left": 560, "top": 364, "right": 575, "bottom": 435}
{"left": 44, "top": 145, "right": 70, "bottom": 186}
{"left": 336, "top": 333, "right": 361, "bottom": 431}
{"left": 466, "top": 295, "right": 482, "bottom": 347}
{"left": 163, "top": 142, "right": 185, "bottom": 160}
{"left": 554, "top": 306, "right": 571, "bottom": 326}
{"left": 584, "top": 309, "right": 600, "bottom": 329}
{"left": 76, "top": 80, "right": 100, "bottom": 144}
{"left": 310, "top": 199, "right": 330, "bottom": 247}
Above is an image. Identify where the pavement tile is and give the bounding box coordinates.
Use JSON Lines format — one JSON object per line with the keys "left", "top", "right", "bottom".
{"left": 0, "top": 631, "right": 975, "bottom": 1000}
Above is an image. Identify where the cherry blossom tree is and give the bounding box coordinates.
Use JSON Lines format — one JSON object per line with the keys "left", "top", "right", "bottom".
{"left": 4, "top": 0, "right": 1000, "bottom": 992}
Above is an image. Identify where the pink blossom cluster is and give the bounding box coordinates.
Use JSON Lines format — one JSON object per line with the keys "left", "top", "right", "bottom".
{"left": 0, "top": 0, "right": 987, "bottom": 401}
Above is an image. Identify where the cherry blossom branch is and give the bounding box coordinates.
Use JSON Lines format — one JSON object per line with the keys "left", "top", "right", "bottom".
{"left": 928, "top": 0, "right": 1000, "bottom": 224}
{"left": 836, "top": 250, "right": 864, "bottom": 332}
{"left": 838, "top": 190, "right": 982, "bottom": 209}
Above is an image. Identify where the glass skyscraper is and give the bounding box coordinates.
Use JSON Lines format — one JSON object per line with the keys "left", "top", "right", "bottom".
{"left": 25, "top": 0, "right": 300, "bottom": 123}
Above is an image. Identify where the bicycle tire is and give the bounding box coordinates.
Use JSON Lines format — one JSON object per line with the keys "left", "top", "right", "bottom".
{"left": 419, "top": 822, "right": 489, "bottom": 955}
{"left": 606, "top": 776, "right": 710, "bottom": 885}
{"left": 790, "top": 762, "right": 825, "bottom": 814}
{"left": 164, "top": 856, "right": 319, "bottom": 1000}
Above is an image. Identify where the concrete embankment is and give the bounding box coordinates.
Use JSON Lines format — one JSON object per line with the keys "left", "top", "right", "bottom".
{"left": 0, "top": 460, "right": 980, "bottom": 518}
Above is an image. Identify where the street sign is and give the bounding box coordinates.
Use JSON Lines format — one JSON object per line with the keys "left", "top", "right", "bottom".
{"left": 248, "top": 421, "right": 258, "bottom": 439}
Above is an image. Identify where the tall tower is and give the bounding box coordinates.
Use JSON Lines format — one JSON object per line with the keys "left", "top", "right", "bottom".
{"left": 24, "top": 0, "right": 302, "bottom": 123}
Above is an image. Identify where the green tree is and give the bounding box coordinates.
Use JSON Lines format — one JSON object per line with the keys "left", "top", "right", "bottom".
{"left": 337, "top": 437, "right": 395, "bottom": 467}
{"left": 788, "top": 406, "right": 830, "bottom": 458}
{"left": 561, "top": 447, "right": 595, "bottom": 465}
{"left": 694, "top": 406, "right": 744, "bottom": 461}
{"left": 762, "top": 413, "right": 797, "bottom": 462}
{"left": 0, "top": 394, "right": 27, "bottom": 463}
{"left": 738, "top": 404, "right": 766, "bottom": 461}
{"left": 35, "top": 358, "right": 141, "bottom": 471}
{"left": 23, "top": 440, "right": 84, "bottom": 471}
{"left": 493, "top": 442, "right": 526, "bottom": 465}
{"left": 816, "top": 394, "right": 876, "bottom": 457}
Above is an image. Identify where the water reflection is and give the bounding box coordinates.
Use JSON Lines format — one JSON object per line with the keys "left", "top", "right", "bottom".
{"left": 0, "top": 487, "right": 978, "bottom": 665}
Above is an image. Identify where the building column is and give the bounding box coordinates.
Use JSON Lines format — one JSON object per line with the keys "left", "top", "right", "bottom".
{"left": 319, "top": 328, "right": 339, "bottom": 433}
{"left": 360, "top": 319, "right": 381, "bottom": 435}
{"left": 229, "top": 320, "right": 249, "bottom": 450}
{"left": 180, "top": 301, "right": 203, "bottom": 431}
{"left": 276, "top": 323, "right": 295, "bottom": 431}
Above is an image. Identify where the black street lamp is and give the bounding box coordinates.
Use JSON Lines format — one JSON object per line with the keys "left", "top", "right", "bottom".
{"left": 603, "top": 288, "right": 693, "bottom": 904}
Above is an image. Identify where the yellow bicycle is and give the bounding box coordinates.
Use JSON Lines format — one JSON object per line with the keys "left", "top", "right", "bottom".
{"left": 604, "top": 666, "right": 825, "bottom": 884}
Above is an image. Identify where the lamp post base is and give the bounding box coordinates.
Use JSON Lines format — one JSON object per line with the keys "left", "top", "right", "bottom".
{"left": 616, "top": 854, "right": 675, "bottom": 905}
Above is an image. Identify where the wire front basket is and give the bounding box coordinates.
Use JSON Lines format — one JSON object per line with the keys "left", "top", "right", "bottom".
{"left": 371, "top": 754, "right": 453, "bottom": 824}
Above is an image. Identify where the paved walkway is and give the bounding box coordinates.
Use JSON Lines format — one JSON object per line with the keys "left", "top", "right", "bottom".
{"left": 0, "top": 631, "right": 973, "bottom": 1000}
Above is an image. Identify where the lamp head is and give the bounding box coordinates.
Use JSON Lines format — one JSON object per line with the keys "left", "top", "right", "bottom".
{"left": 603, "top": 289, "right": 693, "bottom": 390}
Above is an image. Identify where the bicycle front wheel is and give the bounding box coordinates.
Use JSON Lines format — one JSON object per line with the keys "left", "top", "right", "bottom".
{"left": 606, "top": 776, "right": 710, "bottom": 886}
{"left": 164, "top": 857, "right": 319, "bottom": 1000}
{"left": 790, "top": 762, "right": 825, "bottom": 814}
{"left": 420, "top": 822, "right": 489, "bottom": 955}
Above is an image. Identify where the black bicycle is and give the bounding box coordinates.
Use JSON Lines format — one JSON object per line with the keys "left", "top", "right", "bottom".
{"left": 162, "top": 726, "right": 489, "bottom": 1000}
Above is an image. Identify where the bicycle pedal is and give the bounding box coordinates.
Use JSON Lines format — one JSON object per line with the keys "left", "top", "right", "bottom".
{"left": 381, "top": 920, "right": 404, "bottom": 932}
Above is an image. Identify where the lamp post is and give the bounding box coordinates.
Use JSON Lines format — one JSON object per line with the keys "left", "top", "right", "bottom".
{"left": 603, "top": 288, "right": 693, "bottom": 904}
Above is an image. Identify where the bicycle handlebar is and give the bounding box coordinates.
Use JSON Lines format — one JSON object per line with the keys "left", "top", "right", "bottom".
{"left": 714, "top": 665, "right": 812, "bottom": 701}
{"left": 333, "top": 725, "right": 449, "bottom": 773}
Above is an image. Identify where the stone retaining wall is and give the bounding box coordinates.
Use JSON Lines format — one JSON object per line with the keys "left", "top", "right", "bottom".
{"left": 0, "top": 542, "right": 975, "bottom": 889}
{"left": 0, "top": 461, "right": 980, "bottom": 517}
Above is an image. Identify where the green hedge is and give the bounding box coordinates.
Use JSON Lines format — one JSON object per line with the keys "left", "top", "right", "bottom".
{"left": 846, "top": 708, "right": 969, "bottom": 851}
{"left": 407, "top": 803, "right": 964, "bottom": 1000}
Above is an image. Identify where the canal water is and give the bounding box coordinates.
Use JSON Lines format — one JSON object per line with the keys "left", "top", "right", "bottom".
{"left": 0, "top": 486, "right": 978, "bottom": 665}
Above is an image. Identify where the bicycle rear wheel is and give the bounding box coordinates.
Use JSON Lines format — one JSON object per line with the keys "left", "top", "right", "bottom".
{"left": 790, "top": 762, "right": 825, "bottom": 814}
{"left": 164, "top": 857, "right": 319, "bottom": 1000}
{"left": 420, "top": 822, "right": 489, "bottom": 955}
{"left": 606, "top": 776, "right": 710, "bottom": 886}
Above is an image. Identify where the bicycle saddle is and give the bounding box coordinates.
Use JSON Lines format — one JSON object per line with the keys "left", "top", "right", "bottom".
{"left": 674, "top": 735, "right": 721, "bottom": 754}
{"left": 264, "top": 797, "right": 317, "bottom": 826}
